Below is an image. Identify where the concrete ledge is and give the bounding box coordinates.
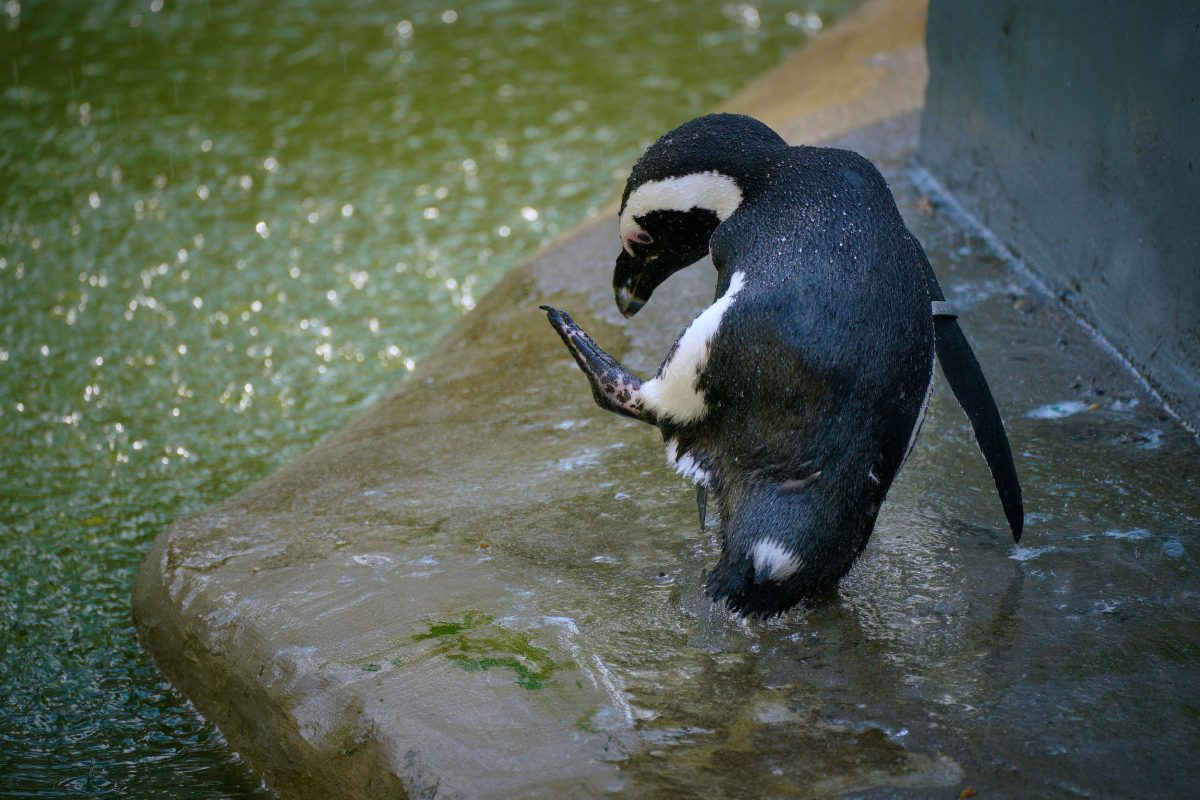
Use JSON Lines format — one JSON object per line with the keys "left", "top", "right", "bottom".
{"left": 724, "top": 0, "right": 926, "bottom": 142}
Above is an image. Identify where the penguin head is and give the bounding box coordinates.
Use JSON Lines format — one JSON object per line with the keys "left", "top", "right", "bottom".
{"left": 614, "top": 114, "right": 787, "bottom": 317}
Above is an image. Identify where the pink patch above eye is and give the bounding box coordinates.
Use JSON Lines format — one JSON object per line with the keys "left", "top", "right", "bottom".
{"left": 621, "top": 229, "right": 653, "bottom": 255}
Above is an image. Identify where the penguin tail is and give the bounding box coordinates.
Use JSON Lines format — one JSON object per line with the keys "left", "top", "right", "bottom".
{"left": 704, "top": 478, "right": 864, "bottom": 618}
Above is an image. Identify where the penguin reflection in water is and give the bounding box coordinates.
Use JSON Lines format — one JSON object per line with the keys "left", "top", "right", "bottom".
{"left": 541, "top": 114, "right": 1023, "bottom": 617}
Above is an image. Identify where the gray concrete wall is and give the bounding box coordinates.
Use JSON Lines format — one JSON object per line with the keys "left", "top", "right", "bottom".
{"left": 918, "top": 0, "right": 1200, "bottom": 432}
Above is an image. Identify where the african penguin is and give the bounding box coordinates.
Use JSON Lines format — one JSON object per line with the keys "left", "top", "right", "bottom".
{"left": 542, "top": 113, "right": 1023, "bottom": 617}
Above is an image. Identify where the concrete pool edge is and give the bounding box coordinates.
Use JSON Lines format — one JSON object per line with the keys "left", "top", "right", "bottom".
{"left": 132, "top": 1, "right": 932, "bottom": 797}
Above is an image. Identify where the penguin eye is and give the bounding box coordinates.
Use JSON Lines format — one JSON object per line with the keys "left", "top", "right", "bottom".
{"left": 633, "top": 231, "right": 654, "bottom": 245}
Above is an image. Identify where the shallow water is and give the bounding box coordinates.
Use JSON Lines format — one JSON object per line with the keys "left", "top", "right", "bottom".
{"left": 0, "top": 1, "right": 850, "bottom": 796}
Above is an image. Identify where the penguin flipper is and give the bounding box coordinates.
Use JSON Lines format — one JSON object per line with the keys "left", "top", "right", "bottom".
{"left": 934, "top": 316, "right": 1024, "bottom": 542}
{"left": 540, "top": 305, "right": 656, "bottom": 424}
{"left": 696, "top": 486, "right": 707, "bottom": 531}
{"left": 908, "top": 234, "right": 1023, "bottom": 542}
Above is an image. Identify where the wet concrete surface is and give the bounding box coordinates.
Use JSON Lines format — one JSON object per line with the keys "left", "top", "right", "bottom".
{"left": 134, "top": 106, "right": 1200, "bottom": 798}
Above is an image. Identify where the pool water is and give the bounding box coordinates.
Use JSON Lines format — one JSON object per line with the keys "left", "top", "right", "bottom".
{"left": 0, "top": 1, "right": 850, "bottom": 796}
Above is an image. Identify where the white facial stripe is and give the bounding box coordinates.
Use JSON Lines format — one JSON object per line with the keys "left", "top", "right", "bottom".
{"left": 619, "top": 171, "right": 742, "bottom": 243}
{"left": 640, "top": 271, "right": 746, "bottom": 424}
{"left": 752, "top": 540, "right": 803, "bottom": 582}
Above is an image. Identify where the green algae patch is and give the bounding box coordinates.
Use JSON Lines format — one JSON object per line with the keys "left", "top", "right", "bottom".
{"left": 413, "top": 611, "right": 563, "bottom": 691}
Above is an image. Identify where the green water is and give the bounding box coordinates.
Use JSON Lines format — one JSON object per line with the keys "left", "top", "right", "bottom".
{"left": 0, "top": 0, "right": 850, "bottom": 795}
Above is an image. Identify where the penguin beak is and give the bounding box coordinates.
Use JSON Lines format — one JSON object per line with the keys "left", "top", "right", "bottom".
{"left": 615, "top": 286, "right": 645, "bottom": 318}
{"left": 613, "top": 250, "right": 649, "bottom": 317}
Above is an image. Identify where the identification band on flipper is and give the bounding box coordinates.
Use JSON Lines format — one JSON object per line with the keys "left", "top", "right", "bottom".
{"left": 931, "top": 300, "right": 958, "bottom": 319}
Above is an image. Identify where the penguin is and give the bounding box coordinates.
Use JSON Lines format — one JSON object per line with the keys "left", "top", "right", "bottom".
{"left": 541, "top": 113, "right": 1022, "bottom": 617}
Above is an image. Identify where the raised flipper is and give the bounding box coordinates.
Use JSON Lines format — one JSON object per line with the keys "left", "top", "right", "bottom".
{"left": 540, "top": 306, "right": 656, "bottom": 424}
{"left": 911, "top": 241, "right": 1025, "bottom": 542}
{"left": 934, "top": 313, "right": 1024, "bottom": 541}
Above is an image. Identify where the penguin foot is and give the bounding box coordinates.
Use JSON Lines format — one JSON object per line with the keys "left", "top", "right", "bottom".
{"left": 540, "top": 305, "right": 655, "bottom": 424}
{"left": 780, "top": 470, "right": 822, "bottom": 493}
